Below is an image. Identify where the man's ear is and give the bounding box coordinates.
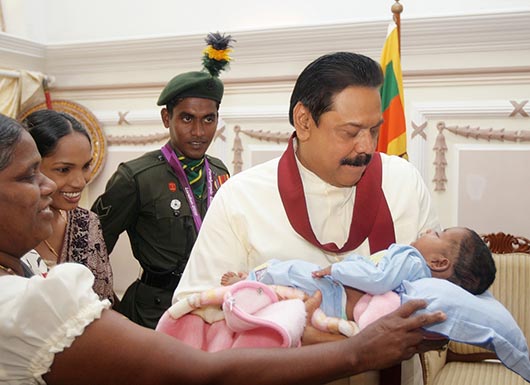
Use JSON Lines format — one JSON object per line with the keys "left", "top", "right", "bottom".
{"left": 161, "top": 108, "right": 170, "bottom": 128}
{"left": 427, "top": 255, "right": 451, "bottom": 272}
{"left": 292, "top": 102, "right": 314, "bottom": 141}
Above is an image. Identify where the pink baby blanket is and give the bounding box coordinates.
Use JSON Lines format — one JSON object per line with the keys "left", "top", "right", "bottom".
{"left": 156, "top": 281, "right": 306, "bottom": 351}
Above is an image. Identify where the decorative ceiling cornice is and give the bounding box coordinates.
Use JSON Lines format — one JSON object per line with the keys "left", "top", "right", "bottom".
{"left": 3, "top": 11, "right": 529, "bottom": 88}
{"left": 0, "top": 33, "right": 45, "bottom": 57}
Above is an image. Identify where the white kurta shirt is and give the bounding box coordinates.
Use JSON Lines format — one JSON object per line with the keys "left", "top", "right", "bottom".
{"left": 175, "top": 151, "right": 439, "bottom": 301}
{"left": 300, "top": 156, "right": 355, "bottom": 249}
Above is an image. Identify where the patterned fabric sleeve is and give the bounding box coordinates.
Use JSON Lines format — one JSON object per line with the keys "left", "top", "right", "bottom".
{"left": 0, "top": 264, "right": 111, "bottom": 384}
{"left": 64, "top": 208, "right": 114, "bottom": 304}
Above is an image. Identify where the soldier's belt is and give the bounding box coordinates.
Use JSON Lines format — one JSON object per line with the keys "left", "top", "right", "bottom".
{"left": 140, "top": 270, "right": 182, "bottom": 290}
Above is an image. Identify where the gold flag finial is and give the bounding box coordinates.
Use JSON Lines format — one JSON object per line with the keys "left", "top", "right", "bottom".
{"left": 391, "top": 0, "right": 403, "bottom": 16}
{"left": 391, "top": 0, "right": 403, "bottom": 55}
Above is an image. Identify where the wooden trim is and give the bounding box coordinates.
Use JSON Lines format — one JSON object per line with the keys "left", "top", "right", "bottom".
{"left": 481, "top": 232, "right": 530, "bottom": 254}
{"left": 446, "top": 350, "right": 498, "bottom": 362}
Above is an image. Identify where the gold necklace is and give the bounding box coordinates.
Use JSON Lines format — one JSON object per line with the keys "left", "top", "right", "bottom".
{"left": 43, "top": 239, "right": 61, "bottom": 259}
{"left": 0, "top": 264, "right": 15, "bottom": 275}
{"left": 43, "top": 209, "right": 67, "bottom": 262}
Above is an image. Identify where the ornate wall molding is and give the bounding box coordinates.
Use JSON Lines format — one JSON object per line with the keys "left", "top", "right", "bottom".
{"left": 97, "top": 99, "right": 530, "bottom": 175}
{"left": 232, "top": 125, "right": 291, "bottom": 174}
{"left": 0, "top": 33, "right": 46, "bottom": 70}
{"left": 410, "top": 100, "right": 527, "bottom": 121}
{"left": 409, "top": 99, "right": 530, "bottom": 180}
{"left": 220, "top": 105, "right": 288, "bottom": 122}
{"left": 432, "top": 121, "right": 530, "bottom": 191}
{"left": 0, "top": 33, "right": 45, "bottom": 58}
{"left": 405, "top": 67, "right": 530, "bottom": 87}
{"left": 105, "top": 123, "right": 228, "bottom": 146}
{"left": 96, "top": 109, "right": 160, "bottom": 126}
{"left": 510, "top": 100, "right": 529, "bottom": 117}
{"left": 92, "top": 105, "right": 289, "bottom": 136}
{"left": 106, "top": 132, "right": 168, "bottom": 146}
{"left": 40, "top": 11, "right": 530, "bottom": 89}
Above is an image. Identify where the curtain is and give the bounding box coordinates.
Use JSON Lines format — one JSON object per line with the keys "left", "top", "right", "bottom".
{"left": 0, "top": 69, "right": 45, "bottom": 118}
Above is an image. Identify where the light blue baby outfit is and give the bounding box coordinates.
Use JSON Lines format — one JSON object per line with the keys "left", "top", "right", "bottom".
{"left": 249, "top": 243, "right": 431, "bottom": 318}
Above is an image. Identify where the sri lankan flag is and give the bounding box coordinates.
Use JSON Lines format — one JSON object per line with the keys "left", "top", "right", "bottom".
{"left": 378, "top": 22, "right": 407, "bottom": 158}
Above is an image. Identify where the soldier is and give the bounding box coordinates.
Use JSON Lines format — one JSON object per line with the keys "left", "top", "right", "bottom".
{"left": 92, "top": 32, "right": 233, "bottom": 328}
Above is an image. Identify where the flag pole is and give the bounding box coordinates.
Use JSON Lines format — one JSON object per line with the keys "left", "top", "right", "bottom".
{"left": 392, "top": 0, "right": 403, "bottom": 56}
{"left": 0, "top": 0, "right": 6, "bottom": 33}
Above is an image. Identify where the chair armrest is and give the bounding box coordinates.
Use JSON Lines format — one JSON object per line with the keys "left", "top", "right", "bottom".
{"left": 420, "top": 348, "right": 448, "bottom": 385}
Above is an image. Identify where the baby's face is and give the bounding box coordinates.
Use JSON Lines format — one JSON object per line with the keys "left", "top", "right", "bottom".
{"left": 411, "top": 227, "right": 469, "bottom": 264}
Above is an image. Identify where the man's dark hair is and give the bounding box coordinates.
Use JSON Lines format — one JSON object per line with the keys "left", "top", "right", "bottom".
{"left": 449, "top": 228, "right": 496, "bottom": 295}
{"left": 288, "top": 52, "right": 384, "bottom": 126}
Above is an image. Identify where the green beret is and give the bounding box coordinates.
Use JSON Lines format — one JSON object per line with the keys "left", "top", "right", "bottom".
{"left": 157, "top": 71, "right": 224, "bottom": 106}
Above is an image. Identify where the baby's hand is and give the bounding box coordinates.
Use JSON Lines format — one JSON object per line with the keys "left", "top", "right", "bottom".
{"left": 312, "top": 265, "right": 332, "bottom": 278}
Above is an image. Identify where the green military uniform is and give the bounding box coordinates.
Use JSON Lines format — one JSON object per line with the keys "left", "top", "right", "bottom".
{"left": 93, "top": 31, "right": 234, "bottom": 328}
{"left": 92, "top": 148, "right": 229, "bottom": 328}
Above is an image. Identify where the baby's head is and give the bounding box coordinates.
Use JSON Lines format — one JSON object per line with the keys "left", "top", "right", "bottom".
{"left": 411, "top": 227, "right": 496, "bottom": 295}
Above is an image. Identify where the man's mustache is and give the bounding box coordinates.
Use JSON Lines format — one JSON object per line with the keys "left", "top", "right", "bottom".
{"left": 340, "top": 153, "right": 372, "bottom": 167}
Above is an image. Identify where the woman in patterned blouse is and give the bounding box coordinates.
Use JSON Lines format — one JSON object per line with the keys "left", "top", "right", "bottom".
{"left": 21, "top": 109, "right": 115, "bottom": 304}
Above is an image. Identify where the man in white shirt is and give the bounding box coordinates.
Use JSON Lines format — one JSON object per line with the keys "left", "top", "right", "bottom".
{"left": 175, "top": 52, "right": 440, "bottom": 385}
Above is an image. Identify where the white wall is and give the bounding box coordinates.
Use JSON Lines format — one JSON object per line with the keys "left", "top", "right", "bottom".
{"left": 2, "top": 0, "right": 530, "bottom": 43}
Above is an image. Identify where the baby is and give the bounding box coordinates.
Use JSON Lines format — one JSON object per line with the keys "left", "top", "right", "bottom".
{"left": 221, "top": 227, "right": 496, "bottom": 335}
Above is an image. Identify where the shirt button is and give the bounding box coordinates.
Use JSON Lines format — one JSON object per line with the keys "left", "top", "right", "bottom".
{"left": 154, "top": 297, "right": 161, "bottom": 305}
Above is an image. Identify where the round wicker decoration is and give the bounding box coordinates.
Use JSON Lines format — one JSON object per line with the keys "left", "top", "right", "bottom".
{"left": 18, "top": 100, "right": 107, "bottom": 183}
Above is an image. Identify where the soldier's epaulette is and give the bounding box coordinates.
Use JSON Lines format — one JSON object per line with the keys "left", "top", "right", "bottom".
{"left": 206, "top": 155, "right": 229, "bottom": 174}
{"left": 120, "top": 149, "right": 167, "bottom": 176}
